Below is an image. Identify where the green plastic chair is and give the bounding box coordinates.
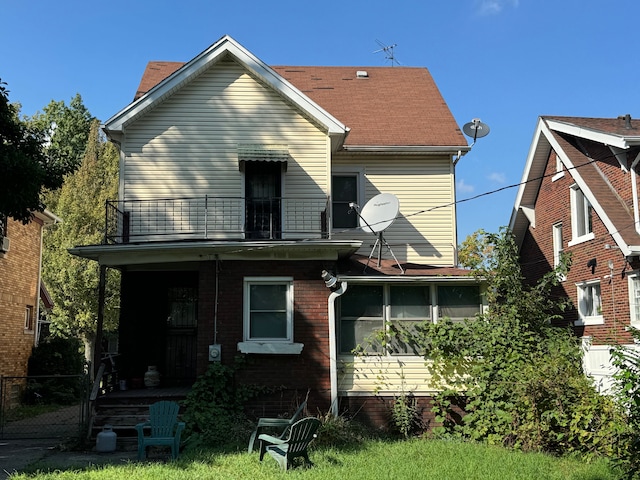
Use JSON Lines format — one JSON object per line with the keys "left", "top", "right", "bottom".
{"left": 258, "top": 417, "right": 321, "bottom": 470}
{"left": 247, "top": 400, "right": 307, "bottom": 453}
{"left": 135, "top": 400, "right": 185, "bottom": 460}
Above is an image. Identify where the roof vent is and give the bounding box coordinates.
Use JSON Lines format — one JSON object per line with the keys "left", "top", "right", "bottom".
{"left": 619, "top": 113, "right": 633, "bottom": 129}
{"left": 356, "top": 70, "right": 368, "bottom": 78}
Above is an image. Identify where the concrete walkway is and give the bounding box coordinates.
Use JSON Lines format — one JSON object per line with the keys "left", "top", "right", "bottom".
{"left": 0, "top": 438, "right": 138, "bottom": 479}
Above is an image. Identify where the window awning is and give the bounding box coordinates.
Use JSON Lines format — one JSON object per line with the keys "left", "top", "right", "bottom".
{"left": 238, "top": 144, "right": 289, "bottom": 171}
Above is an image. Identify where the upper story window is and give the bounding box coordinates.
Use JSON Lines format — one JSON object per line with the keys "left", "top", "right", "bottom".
{"left": 238, "top": 277, "right": 303, "bottom": 354}
{"left": 569, "top": 185, "right": 594, "bottom": 245}
{"left": 576, "top": 281, "right": 603, "bottom": 325}
{"left": 629, "top": 273, "right": 640, "bottom": 326}
{"left": 339, "top": 283, "right": 480, "bottom": 356}
{"left": 332, "top": 174, "right": 359, "bottom": 229}
{"left": 552, "top": 223, "right": 566, "bottom": 281}
{"left": 552, "top": 152, "right": 565, "bottom": 182}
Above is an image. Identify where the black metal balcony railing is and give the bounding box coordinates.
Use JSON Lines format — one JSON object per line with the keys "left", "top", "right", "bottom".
{"left": 104, "top": 196, "right": 330, "bottom": 244}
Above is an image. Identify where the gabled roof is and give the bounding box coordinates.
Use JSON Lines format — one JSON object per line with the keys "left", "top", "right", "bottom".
{"left": 103, "top": 35, "right": 348, "bottom": 148}
{"left": 116, "top": 36, "right": 468, "bottom": 153}
{"left": 510, "top": 115, "right": 640, "bottom": 256}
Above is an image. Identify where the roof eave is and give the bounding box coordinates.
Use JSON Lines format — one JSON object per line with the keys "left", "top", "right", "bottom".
{"left": 68, "top": 240, "right": 363, "bottom": 267}
{"left": 546, "top": 118, "right": 640, "bottom": 149}
{"left": 341, "top": 145, "right": 470, "bottom": 154}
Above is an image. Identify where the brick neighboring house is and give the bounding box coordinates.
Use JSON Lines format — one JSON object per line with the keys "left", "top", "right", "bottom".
{"left": 510, "top": 115, "right": 640, "bottom": 391}
{"left": 70, "top": 35, "right": 485, "bottom": 428}
{"left": 0, "top": 211, "right": 59, "bottom": 381}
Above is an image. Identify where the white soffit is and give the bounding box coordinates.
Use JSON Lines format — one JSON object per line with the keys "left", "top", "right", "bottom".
{"left": 103, "top": 35, "right": 348, "bottom": 138}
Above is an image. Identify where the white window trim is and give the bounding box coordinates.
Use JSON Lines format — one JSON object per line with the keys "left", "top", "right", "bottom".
{"left": 569, "top": 184, "right": 594, "bottom": 245}
{"left": 628, "top": 271, "right": 640, "bottom": 326}
{"left": 238, "top": 276, "right": 303, "bottom": 354}
{"left": 575, "top": 280, "right": 604, "bottom": 326}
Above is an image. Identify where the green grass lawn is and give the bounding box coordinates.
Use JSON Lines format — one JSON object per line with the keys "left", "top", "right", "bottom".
{"left": 11, "top": 439, "right": 618, "bottom": 480}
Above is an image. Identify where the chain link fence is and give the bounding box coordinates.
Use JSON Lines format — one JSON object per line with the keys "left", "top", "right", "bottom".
{"left": 0, "top": 374, "right": 89, "bottom": 440}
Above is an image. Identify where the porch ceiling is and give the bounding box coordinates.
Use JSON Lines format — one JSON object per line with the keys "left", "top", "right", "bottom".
{"left": 68, "top": 239, "right": 362, "bottom": 267}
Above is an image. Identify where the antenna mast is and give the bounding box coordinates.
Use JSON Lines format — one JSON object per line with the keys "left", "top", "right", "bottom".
{"left": 374, "top": 40, "right": 400, "bottom": 66}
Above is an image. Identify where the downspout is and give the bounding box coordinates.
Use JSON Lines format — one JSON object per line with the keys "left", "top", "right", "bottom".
{"left": 631, "top": 152, "right": 640, "bottom": 236}
{"left": 322, "top": 270, "right": 347, "bottom": 417}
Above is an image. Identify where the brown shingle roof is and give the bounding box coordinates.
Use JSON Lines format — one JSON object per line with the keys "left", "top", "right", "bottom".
{"left": 133, "top": 62, "right": 466, "bottom": 149}
{"left": 548, "top": 129, "right": 640, "bottom": 247}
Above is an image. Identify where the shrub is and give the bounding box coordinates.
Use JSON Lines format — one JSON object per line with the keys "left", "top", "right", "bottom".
{"left": 181, "top": 357, "right": 272, "bottom": 450}
{"left": 394, "top": 229, "right": 626, "bottom": 457}
{"left": 611, "top": 327, "right": 640, "bottom": 479}
{"left": 25, "top": 336, "right": 86, "bottom": 405}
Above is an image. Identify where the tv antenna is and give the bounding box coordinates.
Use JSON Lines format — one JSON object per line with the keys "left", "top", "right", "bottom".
{"left": 350, "top": 193, "right": 404, "bottom": 274}
{"left": 462, "top": 118, "right": 490, "bottom": 146}
{"left": 373, "top": 40, "right": 400, "bottom": 66}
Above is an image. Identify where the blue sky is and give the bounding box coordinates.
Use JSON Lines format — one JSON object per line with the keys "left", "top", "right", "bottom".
{"left": 2, "top": 0, "right": 639, "bottom": 241}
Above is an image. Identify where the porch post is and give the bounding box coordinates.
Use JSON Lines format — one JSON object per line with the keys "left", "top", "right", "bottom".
{"left": 93, "top": 264, "right": 107, "bottom": 379}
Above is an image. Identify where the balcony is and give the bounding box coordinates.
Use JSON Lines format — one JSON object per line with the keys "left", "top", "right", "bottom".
{"left": 104, "top": 196, "right": 331, "bottom": 244}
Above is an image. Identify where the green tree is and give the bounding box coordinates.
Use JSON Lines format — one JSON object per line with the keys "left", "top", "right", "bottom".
{"left": 0, "top": 80, "right": 71, "bottom": 223}
{"left": 27, "top": 94, "right": 93, "bottom": 213}
{"left": 41, "top": 119, "right": 120, "bottom": 361}
{"left": 396, "top": 228, "right": 624, "bottom": 457}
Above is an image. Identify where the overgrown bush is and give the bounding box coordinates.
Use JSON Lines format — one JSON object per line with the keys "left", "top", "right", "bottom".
{"left": 181, "top": 357, "right": 272, "bottom": 450}
{"left": 313, "top": 410, "right": 377, "bottom": 448}
{"left": 25, "top": 336, "right": 86, "bottom": 405}
{"left": 611, "top": 327, "right": 640, "bottom": 479}
{"left": 395, "top": 228, "right": 626, "bottom": 457}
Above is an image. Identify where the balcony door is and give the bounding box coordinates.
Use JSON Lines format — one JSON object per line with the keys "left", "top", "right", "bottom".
{"left": 245, "top": 162, "right": 282, "bottom": 239}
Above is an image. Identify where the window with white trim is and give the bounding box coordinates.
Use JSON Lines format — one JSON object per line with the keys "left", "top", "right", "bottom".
{"left": 570, "top": 185, "right": 594, "bottom": 243}
{"left": 552, "top": 223, "right": 566, "bottom": 280}
{"left": 552, "top": 153, "right": 564, "bottom": 181}
{"left": 629, "top": 273, "right": 640, "bottom": 325}
{"left": 576, "top": 281, "right": 603, "bottom": 325}
{"left": 339, "top": 284, "right": 480, "bottom": 355}
{"left": 243, "top": 277, "right": 293, "bottom": 342}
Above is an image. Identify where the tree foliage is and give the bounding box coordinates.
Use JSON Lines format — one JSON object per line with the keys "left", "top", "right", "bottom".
{"left": 0, "top": 80, "right": 73, "bottom": 222}
{"left": 611, "top": 327, "right": 640, "bottom": 478}
{"left": 27, "top": 94, "right": 93, "bottom": 213}
{"left": 395, "top": 228, "right": 625, "bottom": 457}
{"left": 41, "top": 120, "right": 120, "bottom": 351}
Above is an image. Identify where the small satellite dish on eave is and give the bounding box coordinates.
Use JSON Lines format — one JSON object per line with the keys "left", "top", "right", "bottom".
{"left": 463, "top": 118, "right": 490, "bottom": 143}
{"left": 359, "top": 193, "right": 400, "bottom": 234}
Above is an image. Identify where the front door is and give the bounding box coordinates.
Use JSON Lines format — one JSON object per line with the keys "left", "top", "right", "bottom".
{"left": 245, "top": 162, "right": 282, "bottom": 239}
{"left": 164, "top": 286, "right": 197, "bottom": 385}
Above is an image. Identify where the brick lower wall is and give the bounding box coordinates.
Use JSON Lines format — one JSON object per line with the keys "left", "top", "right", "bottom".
{"left": 0, "top": 218, "right": 43, "bottom": 378}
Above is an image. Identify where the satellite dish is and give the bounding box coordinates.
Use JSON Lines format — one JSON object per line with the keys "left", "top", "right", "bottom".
{"left": 354, "top": 193, "right": 404, "bottom": 274}
{"left": 463, "top": 118, "right": 490, "bottom": 142}
{"left": 359, "top": 193, "right": 400, "bottom": 234}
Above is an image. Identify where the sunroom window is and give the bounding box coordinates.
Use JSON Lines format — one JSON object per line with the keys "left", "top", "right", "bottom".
{"left": 338, "top": 284, "right": 477, "bottom": 356}
{"left": 437, "top": 285, "right": 482, "bottom": 322}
